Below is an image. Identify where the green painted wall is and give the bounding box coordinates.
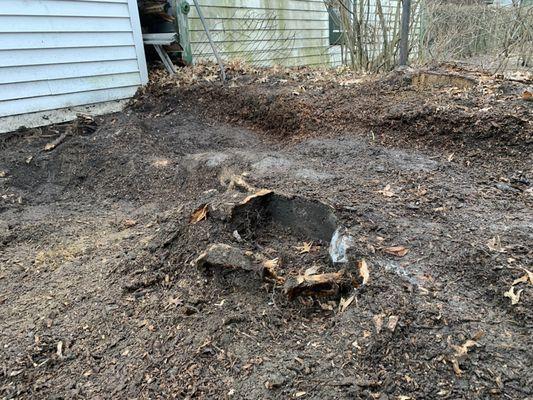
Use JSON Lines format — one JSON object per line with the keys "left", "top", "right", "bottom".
{"left": 187, "top": 0, "right": 342, "bottom": 67}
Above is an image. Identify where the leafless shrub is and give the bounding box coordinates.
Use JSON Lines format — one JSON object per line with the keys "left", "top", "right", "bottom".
{"left": 419, "top": 2, "right": 533, "bottom": 72}
{"left": 326, "top": 0, "right": 532, "bottom": 73}
{"left": 325, "top": 0, "right": 421, "bottom": 72}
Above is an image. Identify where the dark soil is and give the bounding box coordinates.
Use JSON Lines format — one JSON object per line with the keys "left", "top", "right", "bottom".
{"left": 1, "top": 65, "right": 532, "bottom": 399}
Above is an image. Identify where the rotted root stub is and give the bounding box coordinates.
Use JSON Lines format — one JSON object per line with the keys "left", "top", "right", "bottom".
{"left": 195, "top": 243, "right": 283, "bottom": 283}
{"left": 283, "top": 269, "right": 357, "bottom": 301}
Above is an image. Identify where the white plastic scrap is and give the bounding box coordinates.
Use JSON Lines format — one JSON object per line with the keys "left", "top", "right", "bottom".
{"left": 329, "top": 227, "right": 355, "bottom": 264}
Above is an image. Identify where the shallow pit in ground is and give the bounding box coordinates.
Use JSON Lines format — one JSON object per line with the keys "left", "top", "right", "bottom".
{"left": 220, "top": 189, "right": 347, "bottom": 281}
{"left": 230, "top": 190, "right": 338, "bottom": 243}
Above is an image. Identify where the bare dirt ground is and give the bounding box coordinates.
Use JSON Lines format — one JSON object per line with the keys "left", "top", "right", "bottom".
{"left": 1, "top": 65, "right": 532, "bottom": 399}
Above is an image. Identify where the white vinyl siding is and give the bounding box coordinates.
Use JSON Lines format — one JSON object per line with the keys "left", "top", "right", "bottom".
{"left": 188, "top": 0, "right": 342, "bottom": 67}
{"left": 0, "top": 0, "right": 147, "bottom": 118}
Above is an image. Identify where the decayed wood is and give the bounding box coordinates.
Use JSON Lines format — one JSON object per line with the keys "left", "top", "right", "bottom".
{"left": 195, "top": 243, "right": 282, "bottom": 283}
{"left": 195, "top": 243, "right": 256, "bottom": 272}
{"left": 284, "top": 269, "right": 355, "bottom": 300}
{"left": 44, "top": 129, "right": 70, "bottom": 151}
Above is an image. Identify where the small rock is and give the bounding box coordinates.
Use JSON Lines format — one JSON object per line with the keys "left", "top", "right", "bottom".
{"left": 495, "top": 183, "right": 519, "bottom": 193}
{"left": 337, "top": 376, "right": 358, "bottom": 386}
{"left": 232, "top": 230, "right": 243, "bottom": 242}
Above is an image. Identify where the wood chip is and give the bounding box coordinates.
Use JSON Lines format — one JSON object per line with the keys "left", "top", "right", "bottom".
{"left": 387, "top": 315, "right": 399, "bottom": 331}
{"left": 373, "top": 314, "right": 384, "bottom": 334}
{"left": 44, "top": 131, "right": 68, "bottom": 151}
{"left": 358, "top": 259, "right": 370, "bottom": 285}
{"left": 123, "top": 219, "right": 137, "bottom": 228}
{"left": 378, "top": 184, "right": 395, "bottom": 197}
{"left": 384, "top": 246, "right": 409, "bottom": 257}
{"left": 190, "top": 204, "right": 208, "bottom": 224}
{"left": 240, "top": 189, "right": 273, "bottom": 205}
{"left": 339, "top": 293, "right": 356, "bottom": 313}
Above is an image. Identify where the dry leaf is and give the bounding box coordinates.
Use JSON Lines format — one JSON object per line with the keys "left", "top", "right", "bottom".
{"left": 384, "top": 246, "right": 409, "bottom": 257}
{"left": 378, "top": 184, "right": 395, "bottom": 197}
{"left": 450, "top": 334, "right": 481, "bottom": 376}
{"left": 263, "top": 258, "right": 279, "bottom": 270}
{"left": 487, "top": 236, "right": 505, "bottom": 252}
{"left": 339, "top": 293, "right": 356, "bottom": 313}
{"left": 0, "top": 170, "right": 6, "bottom": 178}
{"left": 512, "top": 274, "right": 528, "bottom": 286}
{"left": 262, "top": 258, "right": 284, "bottom": 283}
{"left": 358, "top": 259, "right": 370, "bottom": 285}
{"left": 168, "top": 297, "right": 182, "bottom": 307}
{"left": 451, "top": 358, "right": 463, "bottom": 375}
{"left": 190, "top": 204, "right": 208, "bottom": 224}
{"left": 504, "top": 286, "right": 523, "bottom": 305}
{"left": 226, "top": 175, "right": 254, "bottom": 192}
{"left": 521, "top": 268, "right": 533, "bottom": 284}
{"left": 295, "top": 242, "right": 312, "bottom": 254}
{"left": 451, "top": 339, "right": 478, "bottom": 358}
{"left": 522, "top": 90, "right": 532, "bottom": 101}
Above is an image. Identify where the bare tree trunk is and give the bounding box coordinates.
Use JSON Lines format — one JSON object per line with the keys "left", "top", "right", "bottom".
{"left": 399, "top": 0, "right": 411, "bottom": 65}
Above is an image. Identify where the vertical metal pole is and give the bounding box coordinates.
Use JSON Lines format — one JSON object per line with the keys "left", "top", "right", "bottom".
{"left": 191, "top": 0, "right": 226, "bottom": 82}
{"left": 399, "top": 0, "right": 411, "bottom": 66}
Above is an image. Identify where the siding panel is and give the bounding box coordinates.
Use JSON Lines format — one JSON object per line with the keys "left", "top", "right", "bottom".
{"left": 0, "top": 60, "right": 141, "bottom": 84}
{"left": 0, "top": 47, "right": 138, "bottom": 67}
{"left": 0, "top": 87, "right": 139, "bottom": 117}
{"left": 0, "top": 16, "right": 132, "bottom": 33}
{"left": 0, "top": 73, "right": 141, "bottom": 102}
{"left": 0, "top": 32, "right": 135, "bottom": 50}
{"left": 0, "top": 0, "right": 130, "bottom": 17}
{"left": 0, "top": 0, "right": 147, "bottom": 120}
